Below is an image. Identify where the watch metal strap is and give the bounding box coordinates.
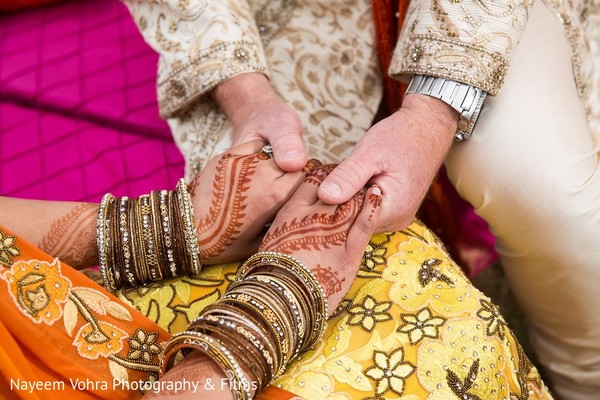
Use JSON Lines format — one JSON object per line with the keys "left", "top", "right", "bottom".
{"left": 406, "top": 75, "right": 487, "bottom": 141}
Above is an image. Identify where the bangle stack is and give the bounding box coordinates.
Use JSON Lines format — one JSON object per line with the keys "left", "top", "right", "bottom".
{"left": 96, "top": 179, "right": 201, "bottom": 291}
{"left": 160, "top": 252, "right": 328, "bottom": 399}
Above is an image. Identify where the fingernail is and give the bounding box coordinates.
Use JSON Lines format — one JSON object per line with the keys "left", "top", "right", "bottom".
{"left": 282, "top": 151, "right": 304, "bottom": 161}
{"left": 371, "top": 185, "right": 382, "bottom": 196}
{"left": 320, "top": 182, "right": 342, "bottom": 197}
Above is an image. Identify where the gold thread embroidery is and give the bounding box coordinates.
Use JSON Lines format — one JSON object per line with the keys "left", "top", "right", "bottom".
{"left": 2, "top": 258, "right": 72, "bottom": 325}
{"left": 0, "top": 230, "right": 21, "bottom": 267}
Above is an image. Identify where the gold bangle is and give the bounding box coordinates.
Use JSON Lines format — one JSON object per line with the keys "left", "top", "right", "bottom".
{"left": 176, "top": 179, "right": 201, "bottom": 276}
{"left": 139, "top": 194, "right": 161, "bottom": 282}
{"left": 231, "top": 281, "right": 298, "bottom": 363}
{"left": 129, "top": 195, "right": 147, "bottom": 284}
{"left": 160, "top": 331, "right": 252, "bottom": 400}
{"left": 97, "top": 193, "right": 117, "bottom": 291}
{"left": 190, "top": 303, "right": 278, "bottom": 381}
{"left": 237, "top": 252, "right": 328, "bottom": 349}
{"left": 245, "top": 274, "right": 305, "bottom": 353}
{"left": 220, "top": 293, "right": 287, "bottom": 377}
{"left": 118, "top": 196, "right": 138, "bottom": 287}
{"left": 194, "top": 315, "right": 267, "bottom": 389}
{"left": 250, "top": 270, "right": 314, "bottom": 352}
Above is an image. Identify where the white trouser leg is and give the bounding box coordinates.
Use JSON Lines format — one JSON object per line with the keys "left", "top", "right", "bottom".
{"left": 445, "top": 2, "right": 600, "bottom": 398}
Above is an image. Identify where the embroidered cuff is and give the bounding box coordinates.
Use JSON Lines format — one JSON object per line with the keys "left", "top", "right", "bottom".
{"left": 157, "top": 41, "right": 269, "bottom": 118}
{"left": 389, "top": 34, "right": 508, "bottom": 96}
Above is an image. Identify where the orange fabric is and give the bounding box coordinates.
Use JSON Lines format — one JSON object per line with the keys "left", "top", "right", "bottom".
{"left": 371, "top": 0, "right": 465, "bottom": 267}
{"left": 0, "top": 225, "right": 298, "bottom": 400}
{"left": 0, "top": 227, "right": 168, "bottom": 399}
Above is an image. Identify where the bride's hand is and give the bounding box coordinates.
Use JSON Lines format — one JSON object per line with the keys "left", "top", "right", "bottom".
{"left": 258, "top": 165, "right": 382, "bottom": 312}
{"left": 190, "top": 140, "right": 320, "bottom": 265}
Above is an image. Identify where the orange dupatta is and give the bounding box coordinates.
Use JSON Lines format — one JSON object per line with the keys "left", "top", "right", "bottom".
{"left": 0, "top": 226, "right": 296, "bottom": 400}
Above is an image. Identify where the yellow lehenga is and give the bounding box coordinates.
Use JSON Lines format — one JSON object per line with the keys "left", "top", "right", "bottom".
{"left": 0, "top": 221, "right": 553, "bottom": 399}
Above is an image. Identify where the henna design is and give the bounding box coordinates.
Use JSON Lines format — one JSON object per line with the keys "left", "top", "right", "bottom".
{"left": 302, "top": 158, "right": 324, "bottom": 176}
{"left": 367, "top": 190, "right": 382, "bottom": 222}
{"left": 303, "top": 164, "right": 336, "bottom": 185}
{"left": 368, "top": 191, "right": 382, "bottom": 208}
{"left": 188, "top": 176, "right": 200, "bottom": 197}
{"left": 311, "top": 264, "right": 345, "bottom": 298}
{"left": 39, "top": 203, "right": 98, "bottom": 268}
{"left": 260, "top": 190, "right": 364, "bottom": 253}
{"left": 198, "top": 152, "right": 263, "bottom": 260}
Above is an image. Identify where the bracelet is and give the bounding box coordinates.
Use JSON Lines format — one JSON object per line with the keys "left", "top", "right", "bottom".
{"left": 158, "top": 251, "right": 330, "bottom": 397}
{"left": 176, "top": 179, "right": 202, "bottom": 276}
{"left": 237, "top": 252, "right": 328, "bottom": 349}
{"left": 97, "top": 179, "right": 202, "bottom": 291}
{"left": 97, "top": 193, "right": 117, "bottom": 291}
{"left": 160, "top": 331, "right": 252, "bottom": 400}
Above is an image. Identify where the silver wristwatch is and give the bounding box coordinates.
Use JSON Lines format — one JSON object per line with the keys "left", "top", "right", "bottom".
{"left": 406, "top": 74, "right": 487, "bottom": 141}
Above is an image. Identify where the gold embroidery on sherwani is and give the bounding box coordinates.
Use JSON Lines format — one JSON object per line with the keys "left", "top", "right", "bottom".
{"left": 390, "top": 0, "right": 528, "bottom": 95}
{"left": 124, "top": 0, "right": 381, "bottom": 178}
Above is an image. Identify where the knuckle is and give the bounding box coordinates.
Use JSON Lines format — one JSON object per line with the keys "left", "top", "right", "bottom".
{"left": 307, "top": 164, "right": 337, "bottom": 184}
{"left": 334, "top": 158, "right": 369, "bottom": 188}
{"left": 265, "top": 186, "right": 289, "bottom": 206}
{"left": 355, "top": 217, "right": 375, "bottom": 236}
{"left": 270, "top": 131, "right": 303, "bottom": 148}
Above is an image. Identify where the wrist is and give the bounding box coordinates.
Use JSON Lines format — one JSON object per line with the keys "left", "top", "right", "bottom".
{"left": 405, "top": 75, "right": 487, "bottom": 141}
{"left": 212, "top": 72, "right": 278, "bottom": 126}
{"left": 401, "top": 93, "right": 458, "bottom": 142}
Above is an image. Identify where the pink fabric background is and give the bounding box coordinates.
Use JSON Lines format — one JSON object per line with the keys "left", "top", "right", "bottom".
{"left": 0, "top": 0, "right": 184, "bottom": 202}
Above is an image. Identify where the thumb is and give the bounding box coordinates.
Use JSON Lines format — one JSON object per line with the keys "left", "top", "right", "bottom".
{"left": 269, "top": 130, "right": 308, "bottom": 172}
{"left": 318, "top": 154, "right": 376, "bottom": 204}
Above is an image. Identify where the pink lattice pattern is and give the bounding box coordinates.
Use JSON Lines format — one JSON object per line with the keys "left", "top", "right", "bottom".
{"left": 0, "top": 0, "right": 183, "bottom": 201}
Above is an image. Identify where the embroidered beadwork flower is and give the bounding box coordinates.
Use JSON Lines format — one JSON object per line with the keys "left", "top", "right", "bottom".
{"left": 476, "top": 299, "right": 508, "bottom": 340}
{"left": 73, "top": 321, "right": 127, "bottom": 360}
{"left": 2, "top": 259, "right": 72, "bottom": 325}
{"left": 410, "top": 45, "right": 424, "bottom": 62}
{"left": 347, "top": 295, "right": 392, "bottom": 332}
{"left": 0, "top": 230, "right": 21, "bottom": 267}
{"left": 364, "top": 348, "right": 415, "bottom": 396}
{"left": 234, "top": 47, "right": 249, "bottom": 61}
{"left": 418, "top": 258, "right": 454, "bottom": 287}
{"left": 490, "top": 58, "right": 508, "bottom": 88}
{"left": 397, "top": 307, "right": 446, "bottom": 344}
{"left": 361, "top": 242, "right": 387, "bottom": 273}
{"left": 359, "top": 233, "right": 392, "bottom": 278}
{"left": 128, "top": 328, "right": 161, "bottom": 363}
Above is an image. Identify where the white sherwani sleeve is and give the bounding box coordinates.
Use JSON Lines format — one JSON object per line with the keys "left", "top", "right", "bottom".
{"left": 123, "top": 0, "right": 269, "bottom": 117}
{"left": 389, "top": 0, "right": 530, "bottom": 95}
